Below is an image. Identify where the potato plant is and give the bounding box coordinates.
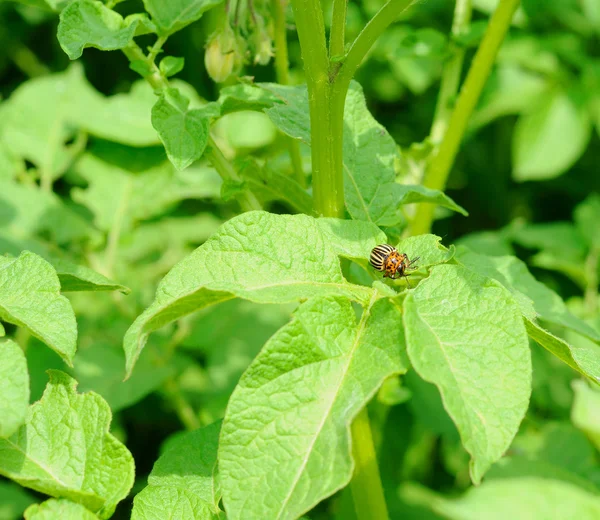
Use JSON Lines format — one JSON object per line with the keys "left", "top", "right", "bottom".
{"left": 0, "top": 0, "right": 599, "bottom": 519}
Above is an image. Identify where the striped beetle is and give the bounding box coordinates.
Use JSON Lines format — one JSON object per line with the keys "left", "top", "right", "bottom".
{"left": 369, "top": 244, "right": 419, "bottom": 285}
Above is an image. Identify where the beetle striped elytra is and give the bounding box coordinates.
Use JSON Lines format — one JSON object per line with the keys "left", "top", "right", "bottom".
{"left": 369, "top": 244, "right": 419, "bottom": 285}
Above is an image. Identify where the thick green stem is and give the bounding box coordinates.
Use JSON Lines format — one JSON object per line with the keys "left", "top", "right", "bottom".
{"left": 290, "top": 0, "right": 343, "bottom": 217}
{"left": 329, "top": 0, "right": 347, "bottom": 58}
{"left": 350, "top": 407, "right": 390, "bottom": 520}
{"left": 334, "top": 0, "right": 415, "bottom": 91}
{"left": 410, "top": 0, "right": 521, "bottom": 236}
{"left": 207, "top": 136, "right": 263, "bottom": 212}
{"left": 272, "top": 0, "right": 306, "bottom": 188}
{"left": 430, "top": 0, "right": 472, "bottom": 144}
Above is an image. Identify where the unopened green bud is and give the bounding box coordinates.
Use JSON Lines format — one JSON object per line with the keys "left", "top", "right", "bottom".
{"left": 204, "top": 24, "right": 238, "bottom": 83}
{"left": 252, "top": 27, "right": 273, "bottom": 66}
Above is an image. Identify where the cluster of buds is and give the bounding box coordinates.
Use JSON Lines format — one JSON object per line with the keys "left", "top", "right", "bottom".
{"left": 204, "top": 0, "right": 274, "bottom": 83}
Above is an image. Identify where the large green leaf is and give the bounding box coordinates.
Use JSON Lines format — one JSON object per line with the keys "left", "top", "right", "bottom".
{"left": 0, "top": 252, "right": 77, "bottom": 365}
{"left": 431, "top": 478, "right": 600, "bottom": 519}
{"left": 123, "top": 212, "right": 384, "bottom": 377}
{"left": 25, "top": 499, "right": 99, "bottom": 520}
{"left": 0, "top": 339, "right": 29, "bottom": 438}
{"left": 0, "top": 371, "right": 134, "bottom": 519}
{"left": 219, "top": 296, "right": 408, "bottom": 519}
{"left": 512, "top": 88, "right": 591, "bottom": 181}
{"left": 142, "top": 0, "right": 224, "bottom": 35}
{"left": 456, "top": 247, "right": 600, "bottom": 381}
{"left": 403, "top": 264, "right": 531, "bottom": 483}
{"left": 132, "top": 421, "right": 221, "bottom": 519}
{"left": 151, "top": 88, "right": 211, "bottom": 171}
{"left": 58, "top": 0, "right": 148, "bottom": 60}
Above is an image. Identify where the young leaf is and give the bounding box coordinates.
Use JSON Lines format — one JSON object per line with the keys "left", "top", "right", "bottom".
{"left": 431, "top": 478, "right": 600, "bottom": 519}
{"left": 25, "top": 499, "right": 99, "bottom": 520}
{"left": 151, "top": 88, "right": 211, "bottom": 171}
{"left": 51, "top": 259, "right": 130, "bottom": 293}
{"left": 403, "top": 264, "right": 531, "bottom": 483}
{"left": 123, "top": 212, "right": 384, "bottom": 377}
{"left": 512, "top": 89, "right": 591, "bottom": 181}
{"left": 0, "top": 339, "right": 29, "bottom": 438}
{"left": 261, "top": 83, "right": 465, "bottom": 224}
{"left": 219, "top": 297, "right": 408, "bottom": 519}
{"left": 396, "top": 234, "right": 455, "bottom": 269}
{"left": 0, "top": 252, "right": 77, "bottom": 365}
{"left": 132, "top": 421, "right": 222, "bottom": 519}
{"left": 0, "top": 371, "right": 134, "bottom": 518}
{"left": 141, "top": 0, "right": 224, "bottom": 36}
{"left": 159, "top": 56, "right": 185, "bottom": 77}
{"left": 58, "top": 0, "right": 144, "bottom": 60}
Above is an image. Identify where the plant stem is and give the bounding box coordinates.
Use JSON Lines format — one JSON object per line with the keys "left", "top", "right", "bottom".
{"left": 164, "top": 378, "right": 201, "bottom": 430}
{"left": 329, "top": 0, "right": 347, "bottom": 58}
{"left": 350, "top": 407, "right": 389, "bottom": 520}
{"left": 334, "top": 0, "right": 415, "bottom": 90}
{"left": 207, "top": 135, "right": 263, "bottom": 211}
{"left": 272, "top": 0, "right": 306, "bottom": 188}
{"left": 148, "top": 35, "right": 167, "bottom": 64}
{"left": 291, "top": 0, "right": 343, "bottom": 217}
{"left": 429, "top": 0, "right": 472, "bottom": 144}
{"left": 122, "top": 42, "right": 168, "bottom": 92}
{"left": 410, "top": 0, "right": 521, "bottom": 236}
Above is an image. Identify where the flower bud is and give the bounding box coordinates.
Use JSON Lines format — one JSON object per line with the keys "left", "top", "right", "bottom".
{"left": 252, "top": 27, "right": 273, "bottom": 66}
{"left": 204, "top": 24, "right": 238, "bottom": 83}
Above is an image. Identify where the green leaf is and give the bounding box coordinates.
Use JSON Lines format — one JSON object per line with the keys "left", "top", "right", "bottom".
{"left": 142, "top": 0, "right": 224, "bottom": 36}
{"left": 431, "top": 478, "right": 600, "bottom": 519}
{"left": 512, "top": 88, "right": 591, "bottom": 181}
{"left": 574, "top": 193, "right": 600, "bottom": 248}
{"left": 151, "top": 88, "right": 211, "bottom": 171}
{"left": 470, "top": 65, "right": 547, "bottom": 130}
{"left": 220, "top": 296, "right": 408, "bottom": 519}
{"left": 571, "top": 380, "right": 600, "bottom": 451}
{"left": 72, "top": 153, "right": 221, "bottom": 233}
{"left": 525, "top": 320, "right": 600, "bottom": 383}
{"left": 51, "top": 258, "right": 130, "bottom": 293}
{"left": 70, "top": 79, "right": 162, "bottom": 147}
{"left": 0, "top": 252, "right": 77, "bottom": 365}
{"left": 159, "top": 56, "right": 185, "bottom": 77}
{"left": 396, "top": 234, "right": 455, "bottom": 270}
{"left": 261, "top": 83, "right": 465, "bottom": 225}
{"left": 0, "top": 339, "right": 29, "bottom": 438}
{"left": 0, "top": 371, "right": 134, "bottom": 519}
{"left": 403, "top": 264, "right": 531, "bottom": 483}
{"left": 25, "top": 499, "right": 99, "bottom": 520}
{"left": 394, "top": 185, "right": 467, "bottom": 216}
{"left": 237, "top": 158, "right": 313, "bottom": 214}
{"left": 123, "top": 212, "right": 384, "bottom": 377}
{"left": 1, "top": 66, "right": 85, "bottom": 180}
{"left": 132, "top": 421, "right": 221, "bottom": 519}
{"left": 456, "top": 248, "right": 600, "bottom": 342}
{"left": 58, "top": 0, "right": 143, "bottom": 60}
{"left": 0, "top": 179, "right": 97, "bottom": 246}
{"left": 0, "top": 481, "right": 37, "bottom": 520}
{"left": 217, "top": 83, "right": 279, "bottom": 115}
{"left": 74, "top": 343, "right": 175, "bottom": 412}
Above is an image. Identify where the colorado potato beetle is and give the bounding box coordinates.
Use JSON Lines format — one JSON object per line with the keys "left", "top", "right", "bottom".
{"left": 370, "top": 244, "right": 419, "bottom": 285}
